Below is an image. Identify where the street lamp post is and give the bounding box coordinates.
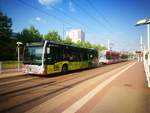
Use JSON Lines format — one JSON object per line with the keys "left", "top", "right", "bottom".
{"left": 16, "top": 42, "right": 23, "bottom": 72}
{"left": 147, "top": 24, "right": 150, "bottom": 51}
{"left": 136, "top": 18, "right": 150, "bottom": 51}
{"left": 136, "top": 19, "right": 150, "bottom": 87}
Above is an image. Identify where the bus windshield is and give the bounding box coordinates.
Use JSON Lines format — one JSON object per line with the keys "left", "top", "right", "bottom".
{"left": 24, "top": 46, "right": 43, "bottom": 65}
{"left": 99, "top": 52, "right": 106, "bottom": 59}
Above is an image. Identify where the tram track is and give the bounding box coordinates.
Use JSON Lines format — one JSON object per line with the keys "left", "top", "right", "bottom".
{"left": 0, "top": 62, "right": 131, "bottom": 113}
{"left": 0, "top": 61, "right": 130, "bottom": 97}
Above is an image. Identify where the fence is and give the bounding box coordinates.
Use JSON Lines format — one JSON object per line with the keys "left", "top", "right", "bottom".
{"left": 143, "top": 50, "right": 150, "bottom": 87}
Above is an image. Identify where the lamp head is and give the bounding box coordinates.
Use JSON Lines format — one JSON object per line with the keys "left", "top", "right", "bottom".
{"left": 136, "top": 19, "right": 150, "bottom": 26}
{"left": 16, "top": 42, "right": 23, "bottom": 45}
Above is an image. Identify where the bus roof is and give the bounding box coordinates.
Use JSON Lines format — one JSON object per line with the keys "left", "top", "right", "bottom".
{"left": 26, "top": 40, "right": 97, "bottom": 51}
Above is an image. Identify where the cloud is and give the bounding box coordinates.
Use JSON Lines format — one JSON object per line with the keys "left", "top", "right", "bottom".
{"left": 36, "top": 17, "right": 41, "bottom": 21}
{"left": 35, "top": 17, "right": 47, "bottom": 24}
{"left": 69, "top": 1, "right": 75, "bottom": 12}
{"left": 38, "top": 0, "right": 61, "bottom": 6}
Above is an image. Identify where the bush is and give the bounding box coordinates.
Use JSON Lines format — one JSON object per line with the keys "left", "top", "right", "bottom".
{"left": 1, "top": 61, "right": 22, "bottom": 69}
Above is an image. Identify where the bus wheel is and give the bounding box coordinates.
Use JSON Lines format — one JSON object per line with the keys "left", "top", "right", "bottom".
{"left": 61, "top": 64, "right": 68, "bottom": 74}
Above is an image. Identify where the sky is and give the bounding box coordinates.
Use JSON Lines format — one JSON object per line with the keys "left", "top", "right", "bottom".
{"left": 0, "top": 0, "right": 150, "bottom": 51}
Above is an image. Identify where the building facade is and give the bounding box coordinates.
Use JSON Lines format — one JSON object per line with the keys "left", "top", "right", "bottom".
{"left": 66, "top": 29, "right": 85, "bottom": 43}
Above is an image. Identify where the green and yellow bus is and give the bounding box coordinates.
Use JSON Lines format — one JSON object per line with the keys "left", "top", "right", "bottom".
{"left": 23, "top": 40, "right": 98, "bottom": 75}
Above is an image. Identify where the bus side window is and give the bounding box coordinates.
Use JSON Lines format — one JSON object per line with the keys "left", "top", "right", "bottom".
{"left": 47, "top": 47, "right": 50, "bottom": 54}
{"left": 83, "top": 51, "right": 88, "bottom": 61}
{"left": 45, "top": 47, "right": 52, "bottom": 64}
{"left": 57, "top": 46, "right": 63, "bottom": 61}
{"left": 51, "top": 45, "right": 63, "bottom": 62}
{"left": 64, "top": 47, "right": 71, "bottom": 61}
{"left": 52, "top": 46, "right": 58, "bottom": 63}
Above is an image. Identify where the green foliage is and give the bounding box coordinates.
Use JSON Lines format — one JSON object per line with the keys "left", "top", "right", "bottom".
{"left": 44, "top": 31, "right": 62, "bottom": 43}
{"left": 76, "top": 41, "right": 84, "bottom": 48}
{"left": 2, "top": 60, "right": 22, "bottom": 69}
{"left": 92, "top": 44, "right": 107, "bottom": 51}
{"left": 0, "top": 11, "right": 12, "bottom": 39}
{"left": 0, "top": 11, "right": 17, "bottom": 60}
{"left": 63, "top": 37, "right": 75, "bottom": 45}
{"left": 17, "top": 25, "right": 42, "bottom": 43}
{"left": 44, "top": 31, "right": 106, "bottom": 51}
{"left": 76, "top": 41, "right": 91, "bottom": 48}
{"left": 84, "top": 41, "right": 92, "bottom": 48}
{"left": 76, "top": 41, "right": 106, "bottom": 51}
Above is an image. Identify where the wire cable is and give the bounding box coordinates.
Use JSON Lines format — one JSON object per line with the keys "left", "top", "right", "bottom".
{"left": 86, "top": 0, "right": 112, "bottom": 27}
{"left": 71, "top": 0, "right": 113, "bottom": 34}
{"left": 47, "top": 4, "right": 88, "bottom": 28}
{"left": 17, "top": 0, "right": 74, "bottom": 26}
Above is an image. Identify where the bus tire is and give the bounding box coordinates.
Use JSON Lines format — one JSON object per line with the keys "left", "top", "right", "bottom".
{"left": 61, "top": 64, "right": 68, "bottom": 74}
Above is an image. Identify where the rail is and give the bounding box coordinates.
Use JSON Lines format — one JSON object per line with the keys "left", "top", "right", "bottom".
{"left": 143, "top": 50, "right": 150, "bottom": 87}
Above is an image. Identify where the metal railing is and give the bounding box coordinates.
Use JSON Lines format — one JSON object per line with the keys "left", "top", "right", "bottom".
{"left": 143, "top": 50, "right": 150, "bottom": 87}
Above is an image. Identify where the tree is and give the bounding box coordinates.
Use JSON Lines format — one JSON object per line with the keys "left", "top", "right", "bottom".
{"left": 0, "top": 11, "right": 12, "bottom": 39}
{"left": 76, "top": 41, "right": 85, "bottom": 48}
{"left": 83, "top": 41, "right": 92, "bottom": 48}
{"left": 0, "top": 11, "right": 16, "bottom": 60}
{"left": 17, "top": 26, "right": 42, "bottom": 43}
{"left": 63, "top": 37, "right": 75, "bottom": 45}
{"left": 76, "top": 41, "right": 92, "bottom": 48}
{"left": 92, "top": 44, "right": 107, "bottom": 51}
{"left": 76, "top": 40, "right": 107, "bottom": 51}
{"left": 44, "top": 31, "right": 62, "bottom": 43}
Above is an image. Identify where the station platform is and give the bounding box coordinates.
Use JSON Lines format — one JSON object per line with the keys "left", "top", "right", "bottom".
{"left": 87, "top": 62, "right": 150, "bottom": 113}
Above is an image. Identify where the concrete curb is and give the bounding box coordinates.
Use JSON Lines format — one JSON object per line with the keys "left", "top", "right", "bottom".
{"left": 0, "top": 72, "right": 25, "bottom": 79}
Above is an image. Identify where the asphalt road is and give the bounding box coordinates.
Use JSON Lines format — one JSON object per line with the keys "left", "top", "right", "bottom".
{"left": 0, "top": 61, "right": 149, "bottom": 113}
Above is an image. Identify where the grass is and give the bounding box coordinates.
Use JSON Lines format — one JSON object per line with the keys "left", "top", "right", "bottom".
{"left": 0, "top": 61, "right": 23, "bottom": 69}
